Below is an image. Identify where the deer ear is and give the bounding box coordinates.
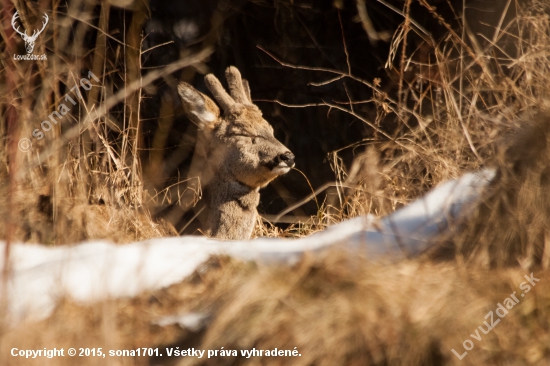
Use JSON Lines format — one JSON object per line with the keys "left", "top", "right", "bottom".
{"left": 178, "top": 82, "right": 220, "bottom": 129}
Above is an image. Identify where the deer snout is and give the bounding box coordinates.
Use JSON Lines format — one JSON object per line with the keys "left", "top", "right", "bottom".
{"left": 269, "top": 151, "right": 295, "bottom": 175}
{"left": 278, "top": 151, "right": 295, "bottom": 168}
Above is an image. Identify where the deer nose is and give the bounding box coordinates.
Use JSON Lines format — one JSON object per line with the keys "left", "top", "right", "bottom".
{"left": 278, "top": 151, "right": 295, "bottom": 167}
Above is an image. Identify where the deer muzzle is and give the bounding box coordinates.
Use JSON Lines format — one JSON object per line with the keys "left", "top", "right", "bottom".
{"left": 270, "top": 151, "right": 295, "bottom": 175}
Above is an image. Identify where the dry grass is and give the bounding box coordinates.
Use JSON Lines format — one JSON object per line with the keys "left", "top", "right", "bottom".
{"left": 1, "top": 254, "right": 549, "bottom": 365}
{"left": 179, "top": 252, "right": 550, "bottom": 366}
{"left": 2, "top": 0, "right": 550, "bottom": 365}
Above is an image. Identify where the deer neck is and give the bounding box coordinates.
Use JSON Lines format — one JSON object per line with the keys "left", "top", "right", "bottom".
{"left": 202, "top": 177, "right": 260, "bottom": 240}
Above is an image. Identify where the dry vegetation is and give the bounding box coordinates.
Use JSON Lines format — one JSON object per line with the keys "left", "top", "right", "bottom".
{"left": 1, "top": 0, "right": 550, "bottom": 365}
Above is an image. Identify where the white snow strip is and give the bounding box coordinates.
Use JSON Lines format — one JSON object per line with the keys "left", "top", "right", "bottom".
{"left": 153, "top": 312, "right": 209, "bottom": 331}
{"left": 0, "top": 169, "right": 494, "bottom": 324}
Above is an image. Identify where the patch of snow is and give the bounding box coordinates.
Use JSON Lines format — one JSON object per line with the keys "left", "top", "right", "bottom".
{"left": 0, "top": 169, "right": 494, "bottom": 324}
{"left": 153, "top": 312, "right": 209, "bottom": 331}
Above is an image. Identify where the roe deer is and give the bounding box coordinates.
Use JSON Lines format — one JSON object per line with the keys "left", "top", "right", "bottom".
{"left": 177, "top": 66, "right": 295, "bottom": 240}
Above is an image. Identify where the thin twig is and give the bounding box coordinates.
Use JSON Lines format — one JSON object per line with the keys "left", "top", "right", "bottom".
{"left": 257, "top": 45, "right": 431, "bottom": 127}
{"left": 338, "top": 11, "right": 352, "bottom": 75}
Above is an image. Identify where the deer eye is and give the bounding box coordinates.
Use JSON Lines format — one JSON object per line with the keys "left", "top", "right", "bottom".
{"left": 230, "top": 133, "right": 262, "bottom": 143}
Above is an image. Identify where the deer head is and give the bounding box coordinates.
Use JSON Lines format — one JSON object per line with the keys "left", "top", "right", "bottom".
{"left": 12, "top": 11, "right": 48, "bottom": 54}
{"left": 178, "top": 66, "right": 295, "bottom": 190}
{"left": 177, "top": 67, "right": 295, "bottom": 239}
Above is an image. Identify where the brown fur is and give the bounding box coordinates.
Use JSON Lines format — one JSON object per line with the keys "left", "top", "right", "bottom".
{"left": 177, "top": 67, "right": 294, "bottom": 240}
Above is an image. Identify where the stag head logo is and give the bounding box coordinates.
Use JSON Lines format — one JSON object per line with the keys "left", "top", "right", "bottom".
{"left": 11, "top": 11, "right": 48, "bottom": 54}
